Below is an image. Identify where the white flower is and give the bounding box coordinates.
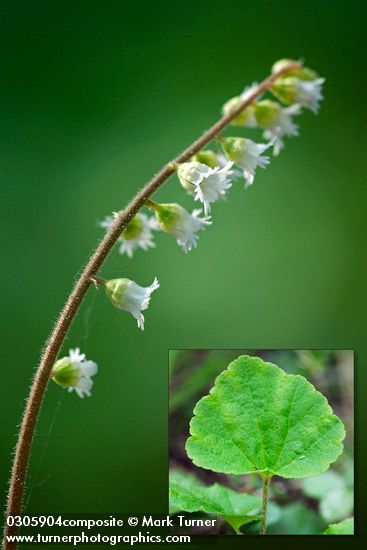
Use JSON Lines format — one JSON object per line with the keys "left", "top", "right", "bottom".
{"left": 152, "top": 202, "right": 211, "bottom": 253}
{"left": 68, "top": 348, "right": 86, "bottom": 362}
{"left": 270, "top": 59, "right": 324, "bottom": 114}
{"left": 100, "top": 212, "right": 159, "bottom": 258}
{"left": 294, "top": 77, "right": 325, "bottom": 114}
{"left": 221, "top": 137, "right": 272, "bottom": 188}
{"left": 177, "top": 161, "right": 233, "bottom": 215}
{"left": 241, "top": 82, "right": 259, "bottom": 102}
{"left": 222, "top": 83, "right": 259, "bottom": 128}
{"left": 105, "top": 277, "right": 159, "bottom": 330}
{"left": 51, "top": 348, "right": 98, "bottom": 398}
{"left": 262, "top": 104, "right": 301, "bottom": 156}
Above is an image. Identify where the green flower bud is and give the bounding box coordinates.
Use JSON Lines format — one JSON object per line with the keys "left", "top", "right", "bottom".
{"left": 153, "top": 203, "right": 182, "bottom": 233}
{"left": 123, "top": 214, "right": 144, "bottom": 240}
{"left": 254, "top": 100, "right": 280, "bottom": 128}
{"left": 298, "top": 67, "right": 318, "bottom": 80}
{"left": 105, "top": 278, "right": 128, "bottom": 309}
{"left": 220, "top": 137, "right": 246, "bottom": 162}
{"left": 272, "top": 58, "right": 299, "bottom": 75}
{"left": 191, "top": 150, "right": 218, "bottom": 168}
{"left": 272, "top": 59, "right": 317, "bottom": 81}
{"left": 52, "top": 357, "right": 80, "bottom": 388}
{"left": 222, "top": 96, "right": 255, "bottom": 126}
{"left": 271, "top": 77, "right": 299, "bottom": 105}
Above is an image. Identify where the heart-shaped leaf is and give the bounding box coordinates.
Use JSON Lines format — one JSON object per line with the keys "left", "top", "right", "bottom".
{"left": 169, "top": 469, "right": 261, "bottom": 531}
{"left": 186, "top": 355, "right": 345, "bottom": 479}
{"left": 324, "top": 517, "right": 354, "bottom": 535}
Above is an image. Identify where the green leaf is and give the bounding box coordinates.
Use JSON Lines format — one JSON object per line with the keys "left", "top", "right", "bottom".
{"left": 186, "top": 355, "right": 345, "bottom": 478}
{"left": 223, "top": 514, "right": 262, "bottom": 533}
{"left": 324, "top": 517, "right": 354, "bottom": 535}
{"left": 169, "top": 469, "right": 261, "bottom": 531}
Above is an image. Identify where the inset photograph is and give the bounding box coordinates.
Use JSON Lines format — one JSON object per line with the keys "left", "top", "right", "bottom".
{"left": 169, "top": 350, "right": 354, "bottom": 536}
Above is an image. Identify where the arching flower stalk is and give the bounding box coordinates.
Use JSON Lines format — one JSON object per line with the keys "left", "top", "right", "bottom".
{"left": 4, "top": 59, "right": 324, "bottom": 545}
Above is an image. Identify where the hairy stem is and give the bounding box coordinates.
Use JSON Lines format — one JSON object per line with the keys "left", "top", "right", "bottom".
{"left": 260, "top": 476, "right": 271, "bottom": 535}
{"left": 4, "top": 62, "right": 299, "bottom": 547}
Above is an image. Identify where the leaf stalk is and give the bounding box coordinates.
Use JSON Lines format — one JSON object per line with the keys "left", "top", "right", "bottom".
{"left": 260, "top": 476, "right": 271, "bottom": 535}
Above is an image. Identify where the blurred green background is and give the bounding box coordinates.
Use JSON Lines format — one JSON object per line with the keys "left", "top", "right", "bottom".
{"left": 0, "top": 0, "right": 365, "bottom": 545}
{"left": 169, "top": 350, "right": 354, "bottom": 535}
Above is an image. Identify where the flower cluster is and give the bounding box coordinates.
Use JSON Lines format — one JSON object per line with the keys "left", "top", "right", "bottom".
{"left": 52, "top": 59, "right": 324, "bottom": 397}
{"left": 98, "top": 59, "right": 324, "bottom": 261}
{"left": 223, "top": 59, "right": 324, "bottom": 155}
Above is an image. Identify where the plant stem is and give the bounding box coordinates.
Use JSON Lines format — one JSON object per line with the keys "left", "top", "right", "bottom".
{"left": 260, "top": 476, "right": 271, "bottom": 535}
{"left": 3, "top": 62, "right": 299, "bottom": 548}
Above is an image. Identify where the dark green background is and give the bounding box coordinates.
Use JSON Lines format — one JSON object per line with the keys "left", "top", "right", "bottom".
{"left": 1, "top": 0, "right": 365, "bottom": 546}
